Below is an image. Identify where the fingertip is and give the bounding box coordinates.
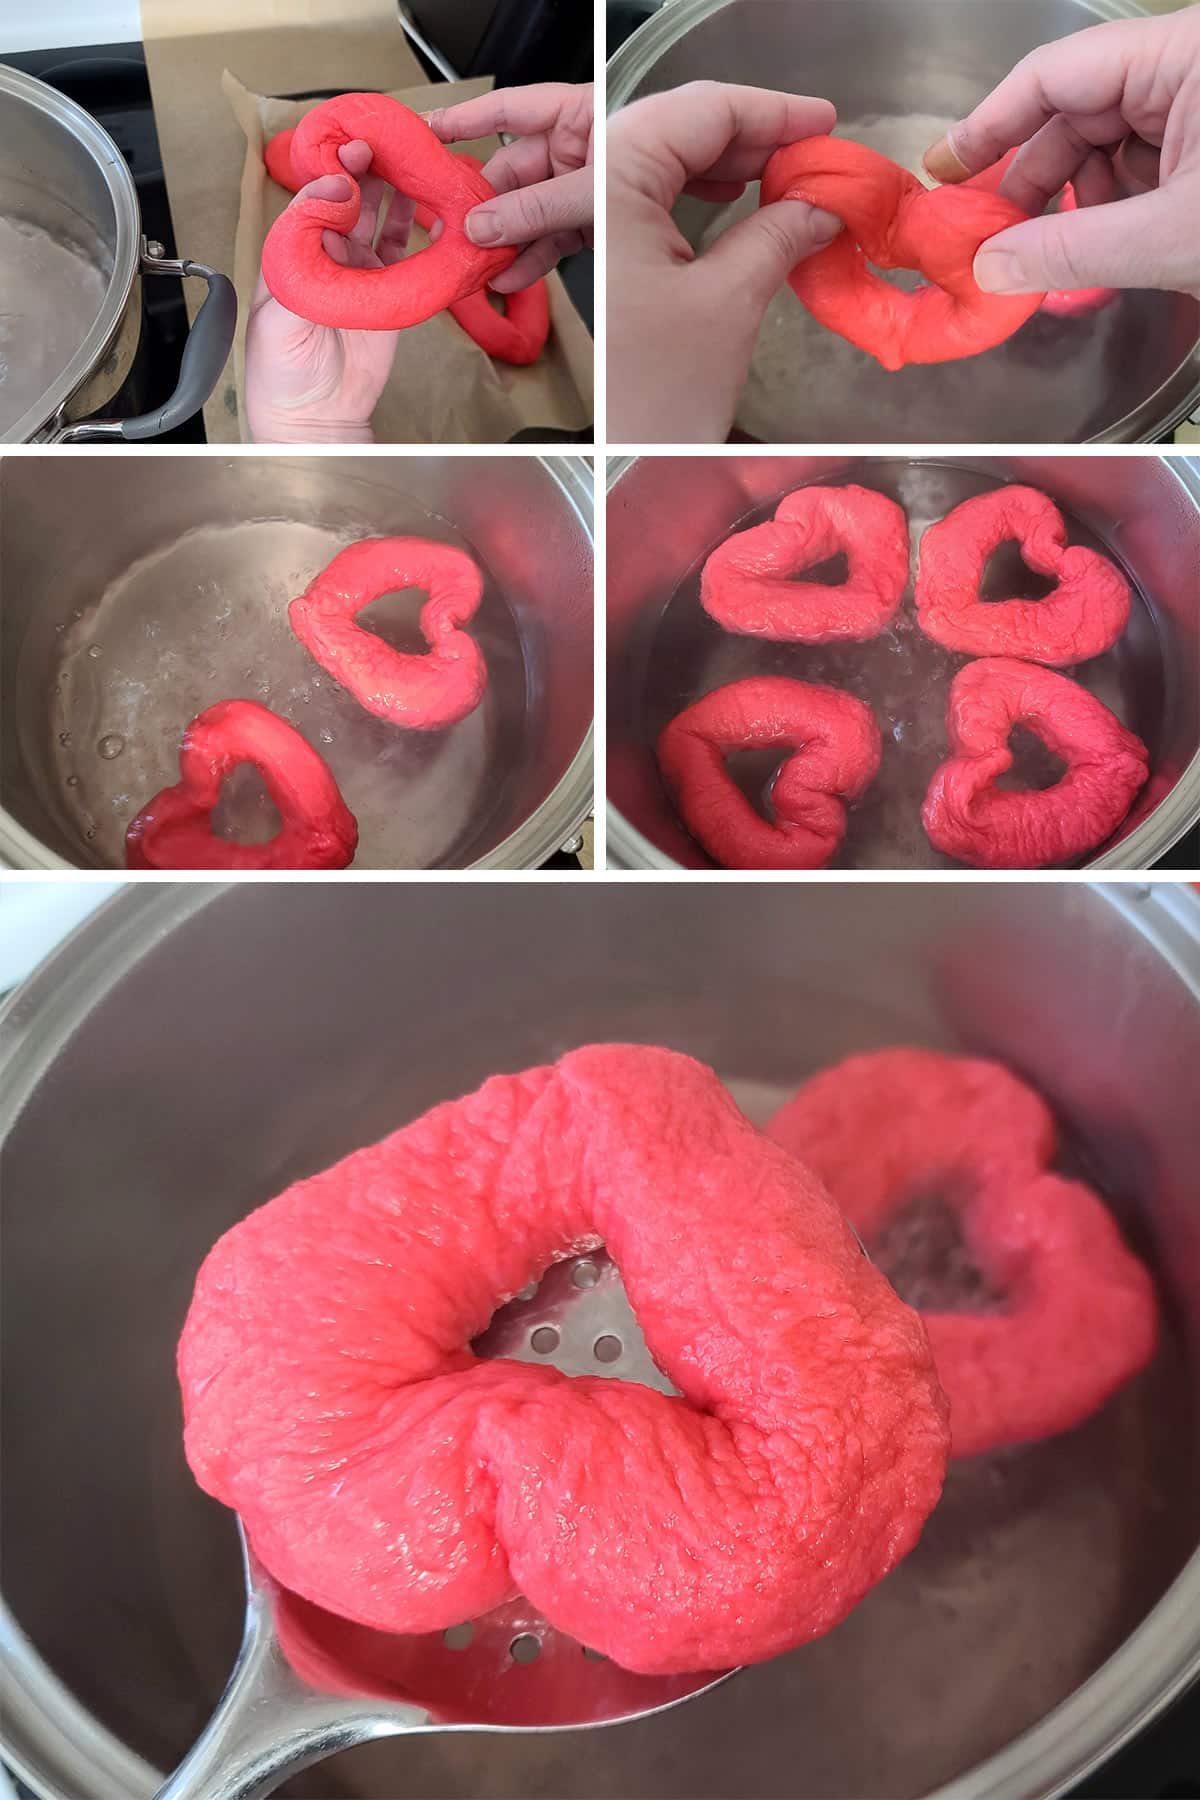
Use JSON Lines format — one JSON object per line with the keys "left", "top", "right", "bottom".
{"left": 337, "top": 139, "right": 374, "bottom": 176}
{"left": 973, "top": 244, "right": 1023, "bottom": 294}
{"left": 299, "top": 174, "right": 354, "bottom": 206}
{"left": 466, "top": 206, "right": 505, "bottom": 246}
{"left": 807, "top": 205, "right": 843, "bottom": 246}
{"left": 924, "top": 134, "right": 972, "bottom": 185}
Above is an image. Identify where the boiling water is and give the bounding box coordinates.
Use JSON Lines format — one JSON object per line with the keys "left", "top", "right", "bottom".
{"left": 0, "top": 212, "right": 110, "bottom": 435}
{"left": 641, "top": 461, "right": 1162, "bottom": 869}
{"left": 44, "top": 516, "right": 528, "bottom": 869}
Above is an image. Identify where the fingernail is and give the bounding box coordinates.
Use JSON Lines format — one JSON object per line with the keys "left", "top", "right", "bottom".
{"left": 809, "top": 206, "right": 843, "bottom": 245}
{"left": 466, "top": 208, "right": 502, "bottom": 245}
{"left": 973, "top": 247, "right": 1025, "bottom": 294}
{"left": 924, "top": 135, "right": 971, "bottom": 184}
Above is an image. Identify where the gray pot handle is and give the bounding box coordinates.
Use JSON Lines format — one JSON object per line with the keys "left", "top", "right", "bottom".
{"left": 54, "top": 252, "right": 237, "bottom": 443}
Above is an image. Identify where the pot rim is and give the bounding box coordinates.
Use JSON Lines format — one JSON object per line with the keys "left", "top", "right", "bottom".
{"left": 0, "top": 881, "right": 1198, "bottom": 1800}
{"left": 0, "top": 65, "right": 141, "bottom": 446}
{"left": 604, "top": 454, "right": 1200, "bottom": 872}
{"left": 605, "top": 0, "right": 1200, "bottom": 446}
{"left": 0, "top": 457, "right": 594, "bottom": 871}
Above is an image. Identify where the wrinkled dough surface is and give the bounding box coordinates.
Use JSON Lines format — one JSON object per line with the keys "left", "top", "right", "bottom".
{"left": 922, "top": 658, "right": 1148, "bottom": 868}
{"left": 656, "top": 677, "right": 882, "bottom": 870}
{"left": 288, "top": 536, "right": 488, "bottom": 731}
{"left": 768, "top": 1048, "right": 1158, "bottom": 1458}
{"left": 701, "top": 484, "right": 910, "bottom": 643}
{"left": 180, "top": 1045, "right": 949, "bottom": 1674}
{"left": 915, "top": 485, "right": 1130, "bottom": 664}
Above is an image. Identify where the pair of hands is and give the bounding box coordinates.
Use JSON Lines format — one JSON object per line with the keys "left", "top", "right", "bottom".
{"left": 609, "top": 6, "right": 1200, "bottom": 441}
{"left": 246, "top": 81, "right": 593, "bottom": 444}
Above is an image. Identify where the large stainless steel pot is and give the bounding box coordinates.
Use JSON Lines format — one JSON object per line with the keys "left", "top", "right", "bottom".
{"left": 0, "top": 66, "right": 235, "bottom": 444}
{"left": 607, "top": 0, "right": 1200, "bottom": 444}
{"left": 1, "top": 880, "right": 1198, "bottom": 1800}
{"left": 0, "top": 454, "right": 593, "bottom": 870}
{"left": 607, "top": 454, "right": 1200, "bottom": 870}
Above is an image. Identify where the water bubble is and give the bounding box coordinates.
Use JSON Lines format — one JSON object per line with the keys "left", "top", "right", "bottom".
{"left": 87, "top": 644, "right": 103, "bottom": 659}
{"left": 85, "top": 828, "right": 96, "bottom": 841}
{"left": 318, "top": 729, "right": 334, "bottom": 745}
{"left": 58, "top": 731, "right": 71, "bottom": 747}
{"left": 72, "top": 609, "right": 83, "bottom": 620}
{"left": 65, "top": 775, "right": 79, "bottom": 787}
{"left": 98, "top": 734, "right": 125, "bottom": 760}
{"left": 54, "top": 622, "right": 65, "bottom": 634}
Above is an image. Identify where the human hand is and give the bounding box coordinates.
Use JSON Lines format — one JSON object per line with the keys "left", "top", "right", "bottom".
{"left": 245, "top": 140, "right": 414, "bottom": 444}
{"left": 428, "top": 82, "right": 593, "bottom": 292}
{"left": 607, "top": 82, "right": 841, "bottom": 443}
{"left": 924, "top": 7, "right": 1200, "bottom": 301}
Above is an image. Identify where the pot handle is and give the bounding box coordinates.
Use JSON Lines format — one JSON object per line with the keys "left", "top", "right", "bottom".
{"left": 52, "top": 253, "right": 237, "bottom": 443}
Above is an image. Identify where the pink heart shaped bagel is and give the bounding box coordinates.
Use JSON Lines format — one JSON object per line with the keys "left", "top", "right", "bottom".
{"left": 915, "top": 485, "right": 1131, "bottom": 665}
{"left": 922, "top": 658, "right": 1149, "bottom": 868}
{"left": 657, "top": 677, "right": 882, "bottom": 869}
{"left": 289, "top": 537, "right": 487, "bottom": 731}
{"left": 179, "top": 1045, "right": 950, "bottom": 1675}
{"left": 261, "top": 95, "right": 515, "bottom": 329}
{"left": 701, "top": 484, "right": 909, "bottom": 643}
{"left": 768, "top": 1048, "right": 1158, "bottom": 1459}
{"left": 125, "top": 700, "right": 357, "bottom": 871}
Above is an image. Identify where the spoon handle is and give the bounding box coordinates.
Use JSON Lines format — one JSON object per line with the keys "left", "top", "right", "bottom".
{"left": 152, "top": 1594, "right": 419, "bottom": 1800}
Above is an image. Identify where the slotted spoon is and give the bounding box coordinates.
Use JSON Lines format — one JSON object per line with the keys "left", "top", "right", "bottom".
{"left": 154, "top": 1250, "right": 733, "bottom": 1800}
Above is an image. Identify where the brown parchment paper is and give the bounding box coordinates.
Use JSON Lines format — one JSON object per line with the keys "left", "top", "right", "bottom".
{"left": 224, "top": 71, "right": 592, "bottom": 443}
{"left": 140, "top": 0, "right": 426, "bottom": 441}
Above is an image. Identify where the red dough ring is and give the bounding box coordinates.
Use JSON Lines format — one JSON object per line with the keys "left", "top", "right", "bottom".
{"left": 915, "top": 485, "right": 1131, "bottom": 664}
{"left": 125, "top": 700, "right": 358, "bottom": 871}
{"left": 700, "top": 484, "right": 910, "bottom": 643}
{"left": 760, "top": 137, "right": 1044, "bottom": 370}
{"left": 922, "top": 658, "right": 1149, "bottom": 869}
{"left": 179, "top": 1044, "right": 949, "bottom": 1674}
{"left": 657, "top": 676, "right": 881, "bottom": 870}
{"left": 260, "top": 95, "right": 516, "bottom": 330}
{"left": 965, "top": 150, "right": 1116, "bottom": 318}
{"left": 266, "top": 130, "right": 549, "bottom": 364}
{"left": 289, "top": 537, "right": 487, "bottom": 731}
{"left": 767, "top": 1048, "right": 1158, "bottom": 1458}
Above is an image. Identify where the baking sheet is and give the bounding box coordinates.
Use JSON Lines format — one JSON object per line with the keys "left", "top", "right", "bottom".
{"left": 140, "top": 0, "right": 426, "bottom": 440}
{"left": 226, "top": 70, "right": 593, "bottom": 443}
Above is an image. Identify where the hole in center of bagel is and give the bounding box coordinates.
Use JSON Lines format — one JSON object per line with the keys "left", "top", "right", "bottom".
{"left": 997, "top": 724, "right": 1068, "bottom": 792}
{"left": 357, "top": 585, "right": 434, "bottom": 655}
{"left": 724, "top": 749, "right": 783, "bottom": 821}
{"left": 791, "top": 550, "right": 849, "bottom": 588}
{"left": 871, "top": 1189, "right": 1006, "bottom": 1314}
{"left": 980, "top": 538, "right": 1058, "bottom": 603}
{"left": 210, "top": 763, "right": 282, "bottom": 844}
{"left": 865, "top": 260, "right": 926, "bottom": 294}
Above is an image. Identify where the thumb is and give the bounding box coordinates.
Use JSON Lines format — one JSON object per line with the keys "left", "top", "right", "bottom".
{"left": 465, "top": 167, "right": 592, "bottom": 246}
{"left": 974, "top": 188, "right": 1188, "bottom": 296}
{"left": 702, "top": 198, "right": 842, "bottom": 306}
